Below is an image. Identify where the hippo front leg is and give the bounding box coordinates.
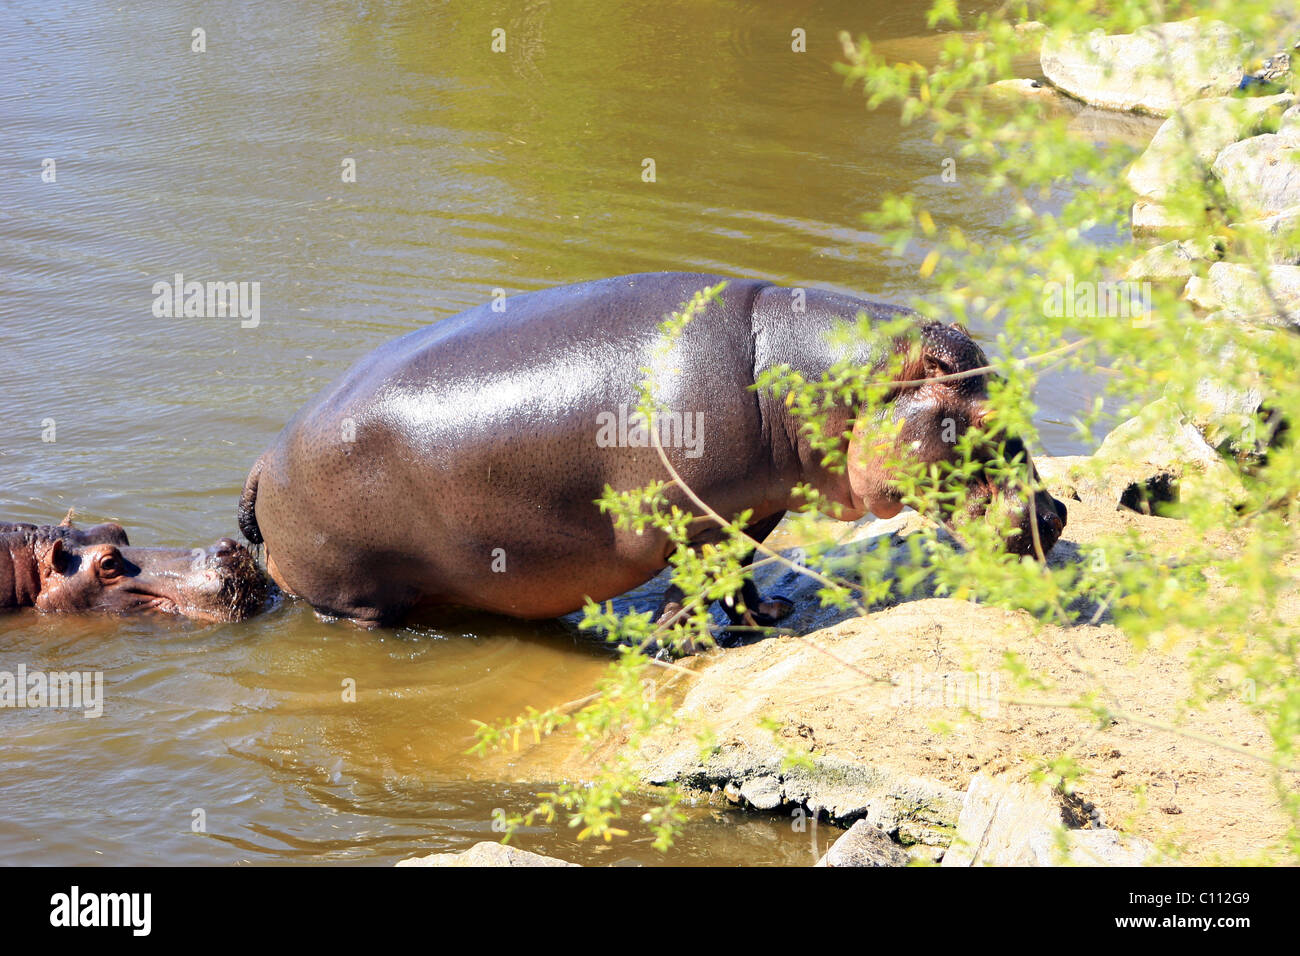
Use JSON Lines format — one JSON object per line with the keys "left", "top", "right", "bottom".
{"left": 652, "top": 511, "right": 793, "bottom": 650}
{"left": 720, "top": 510, "right": 794, "bottom": 640}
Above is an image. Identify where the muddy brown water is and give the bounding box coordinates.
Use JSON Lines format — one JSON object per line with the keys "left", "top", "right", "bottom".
{"left": 0, "top": 1, "right": 1124, "bottom": 865}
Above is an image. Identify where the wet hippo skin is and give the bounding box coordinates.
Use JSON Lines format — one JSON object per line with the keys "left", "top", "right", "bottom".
{"left": 239, "top": 273, "right": 1066, "bottom": 627}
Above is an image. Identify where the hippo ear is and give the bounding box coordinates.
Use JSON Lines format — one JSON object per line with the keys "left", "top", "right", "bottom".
{"left": 922, "top": 348, "right": 957, "bottom": 380}
{"left": 41, "top": 538, "right": 70, "bottom": 575}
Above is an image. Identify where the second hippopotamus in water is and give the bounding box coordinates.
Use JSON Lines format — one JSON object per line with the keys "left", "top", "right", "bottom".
{"left": 0, "top": 519, "right": 268, "bottom": 622}
{"left": 238, "top": 273, "right": 1066, "bottom": 628}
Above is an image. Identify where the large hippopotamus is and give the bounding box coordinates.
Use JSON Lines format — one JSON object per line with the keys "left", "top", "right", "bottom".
{"left": 0, "top": 519, "right": 267, "bottom": 621}
{"left": 238, "top": 273, "right": 1066, "bottom": 628}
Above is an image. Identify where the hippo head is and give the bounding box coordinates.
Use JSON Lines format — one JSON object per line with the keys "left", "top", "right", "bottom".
{"left": 846, "top": 323, "right": 1067, "bottom": 557}
{"left": 1, "top": 522, "right": 269, "bottom": 621}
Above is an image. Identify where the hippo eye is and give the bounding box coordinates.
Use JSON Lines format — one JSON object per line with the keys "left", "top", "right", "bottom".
{"left": 97, "top": 552, "right": 123, "bottom": 578}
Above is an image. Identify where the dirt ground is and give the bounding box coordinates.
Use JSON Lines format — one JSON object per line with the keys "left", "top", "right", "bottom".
{"left": 483, "top": 493, "right": 1298, "bottom": 864}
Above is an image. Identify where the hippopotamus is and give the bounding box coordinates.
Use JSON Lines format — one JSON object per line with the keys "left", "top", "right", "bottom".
{"left": 0, "top": 519, "right": 268, "bottom": 621}
{"left": 238, "top": 273, "right": 1066, "bottom": 628}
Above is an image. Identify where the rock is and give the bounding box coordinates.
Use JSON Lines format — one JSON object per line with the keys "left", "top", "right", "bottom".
{"left": 1126, "top": 94, "right": 1294, "bottom": 200}
{"left": 1185, "top": 371, "right": 1266, "bottom": 453}
{"left": 738, "top": 774, "right": 783, "bottom": 810}
{"left": 396, "top": 842, "right": 578, "bottom": 867}
{"left": 1027, "top": 827, "right": 1158, "bottom": 866}
{"left": 1041, "top": 19, "right": 1252, "bottom": 116}
{"left": 1124, "top": 238, "right": 1222, "bottom": 281}
{"left": 1179, "top": 324, "right": 1277, "bottom": 453}
{"left": 781, "top": 758, "right": 963, "bottom": 847}
{"left": 1182, "top": 273, "right": 1217, "bottom": 309}
{"left": 1283, "top": 102, "right": 1300, "bottom": 136}
{"left": 815, "top": 820, "right": 910, "bottom": 867}
{"left": 1067, "top": 107, "right": 1166, "bottom": 148}
{"left": 985, "top": 77, "right": 1066, "bottom": 103}
{"left": 981, "top": 78, "right": 1164, "bottom": 146}
{"left": 1131, "top": 198, "right": 1203, "bottom": 238}
{"left": 1229, "top": 204, "right": 1300, "bottom": 264}
{"left": 1183, "top": 261, "right": 1300, "bottom": 325}
{"left": 942, "top": 772, "right": 1084, "bottom": 866}
{"left": 1032, "top": 455, "right": 1094, "bottom": 502}
{"left": 941, "top": 772, "right": 1153, "bottom": 866}
{"left": 643, "top": 741, "right": 964, "bottom": 849}
{"left": 1213, "top": 132, "right": 1300, "bottom": 219}
{"left": 1081, "top": 399, "right": 1246, "bottom": 512}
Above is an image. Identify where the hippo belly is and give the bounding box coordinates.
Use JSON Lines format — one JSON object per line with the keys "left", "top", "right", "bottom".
{"left": 248, "top": 274, "right": 796, "bottom": 624}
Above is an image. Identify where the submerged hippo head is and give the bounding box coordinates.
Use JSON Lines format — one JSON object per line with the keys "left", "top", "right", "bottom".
{"left": 847, "top": 323, "right": 1067, "bottom": 557}
{"left": 0, "top": 521, "right": 268, "bottom": 621}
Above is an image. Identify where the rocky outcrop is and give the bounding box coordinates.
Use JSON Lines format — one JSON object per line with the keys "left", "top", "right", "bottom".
{"left": 396, "top": 842, "right": 578, "bottom": 867}
{"left": 1230, "top": 205, "right": 1300, "bottom": 265}
{"left": 1126, "top": 94, "right": 1294, "bottom": 200}
{"left": 641, "top": 739, "right": 964, "bottom": 850}
{"left": 1130, "top": 199, "right": 1202, "bottom": 238}
{"left": 1041, "top": 19, "right": 1252, "bottom": 116}
{"left": 522, "top": 487, "right": 1289, "bottom": 866}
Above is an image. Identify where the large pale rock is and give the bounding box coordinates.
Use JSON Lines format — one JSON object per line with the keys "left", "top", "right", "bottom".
{"left": 942, "top": 773, "right": 1082, "bottom": 866}
{"left": 1032, "top": 455, "right": 1095, "bottom": 503}
{"left": 1182, "top": 262, "right": 1300, "bottom": 325}
{"left": 396, "top": 842, "right": 578, "bottom": 867}
{"left": 1180, "top": 325, "right": 1276, "bottom": 453}
{"left": 1058, "top": 399, "right": 1246, "bottom": 512}
{"left": 943, "top": 772, "right": 1154, "bottom": 867}
{"left": 1131, "top": 198, "right": 1203, "bottom": 238}
{"left": 1229, "top": 204, "right": 1300, "bottom": 264}
{"left": 1026, "top": 827, "right": 1157, "bottom": 866}
{"left": 1213, "top": 132, "right": 1300, "bottom": 219}
{"left": 1282, "top": 103, "right": 1300, "bottom": 136}
{"left": 1041, "top": 19, "right": 1252, "bottom": 116}
{"left": 1124, "top": 238, "right": 1221, "bottom": 281}
{"left": 1126, "top": 94, "right": 1294, "bottom": 200}
{"left": 815, "top": 820, "right": 910, "bottom": 867}
{"left": 1185, "top": 372, "right": 1266, "bottom": 453}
